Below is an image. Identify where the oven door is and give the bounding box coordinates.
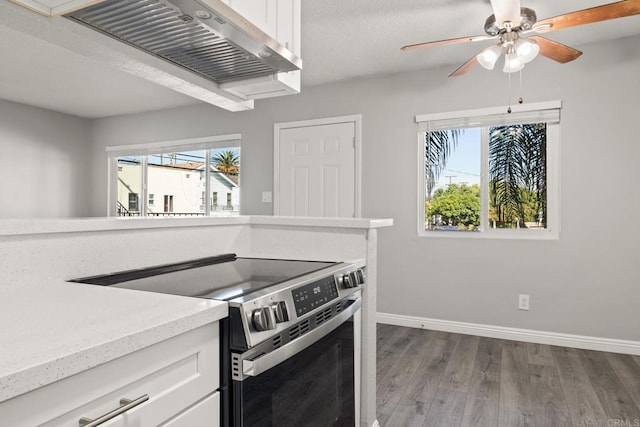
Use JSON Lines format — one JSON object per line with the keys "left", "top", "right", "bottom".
{"left": 232, "top": 298, "right": 361, "bottom": 427}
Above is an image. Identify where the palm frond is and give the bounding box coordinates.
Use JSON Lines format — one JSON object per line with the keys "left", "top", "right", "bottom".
{"left": 425, "top": 130, "right": 461, "bottom": 199}
{"left": 489, "top": 124, "right": 546, "bottom": 227}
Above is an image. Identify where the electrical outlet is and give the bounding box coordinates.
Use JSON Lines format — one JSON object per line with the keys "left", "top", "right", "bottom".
{"left": 518, "top": 294, "right": 530, "bottom": 311}
{"left": 261, "top": 191, "right": 272, "bottom": 203}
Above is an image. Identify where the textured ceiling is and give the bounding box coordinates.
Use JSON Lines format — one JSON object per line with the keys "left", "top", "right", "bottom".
{"left": 301, "top": 0, "right": 640, "bottom": 86}
{"left": 1, "top": 0, "right": 639, "bottom": 118}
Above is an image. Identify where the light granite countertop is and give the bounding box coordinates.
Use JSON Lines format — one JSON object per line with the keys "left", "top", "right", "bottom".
{"left": 0, "top": 279, "right": 227, "bottom": 403}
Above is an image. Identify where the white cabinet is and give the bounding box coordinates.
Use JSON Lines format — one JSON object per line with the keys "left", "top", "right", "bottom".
{"left": 220, "top": 0, "right": 302, "bottom": 100}
{"left": 224, "top": 0, "right": 278, "bottom": 40}
{"left": 162, "top": 393, "right": 220, "bottom": 427}
{"left": 0, "top": 323, "right": 220, "bottom": 427}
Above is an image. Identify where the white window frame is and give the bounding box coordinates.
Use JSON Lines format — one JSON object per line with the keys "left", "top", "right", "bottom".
{"left": 106, "top": 134, "right": 241, "bottom": 217}
{"left": 416, "top": 101, "right": 561, "bottom": 240}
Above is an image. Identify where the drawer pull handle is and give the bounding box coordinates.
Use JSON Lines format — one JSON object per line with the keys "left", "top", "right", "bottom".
{"left": 78, "top": 394, "right": 149, "bottom": 426}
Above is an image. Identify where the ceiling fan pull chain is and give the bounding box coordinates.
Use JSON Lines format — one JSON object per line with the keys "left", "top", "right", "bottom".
{"left": 507, "top": 69, "right": 512, "bottom": 113}
{"left": 519, "top": 69, "right": 524, "bottom": 105}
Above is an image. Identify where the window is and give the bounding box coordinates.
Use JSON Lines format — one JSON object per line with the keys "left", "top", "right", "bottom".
{"left": 417, "top": 101, "right": 560, "bottom": 238}
{"left": 163, "top": 195, "right": 174, "bottom": 213}
{"left": 107, "top": 134, "right": 241, "bottom": 217}
{"left": 128, "top": 193, "right": 139, "bottom": 211}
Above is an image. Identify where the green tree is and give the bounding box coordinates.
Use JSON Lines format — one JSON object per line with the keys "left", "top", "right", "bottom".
{"left": 212, "top": 150, "right": 239, "bottom": 176}
{"left": 426, "top": 183, "right": 480, "bottom": 228}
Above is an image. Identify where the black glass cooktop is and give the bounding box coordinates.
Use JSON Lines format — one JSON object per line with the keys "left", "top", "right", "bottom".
{"left": 69, "top": 254, "right": 337, "bottom": 301}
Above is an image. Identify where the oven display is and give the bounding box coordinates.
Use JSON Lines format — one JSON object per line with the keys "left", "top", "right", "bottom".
{"left": 292, "top": 276, "right": 339, "bottom": 316}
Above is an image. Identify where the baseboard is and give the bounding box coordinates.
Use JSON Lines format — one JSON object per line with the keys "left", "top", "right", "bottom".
{"left": 377, "top": 312, "right": 640, "bottom": 356}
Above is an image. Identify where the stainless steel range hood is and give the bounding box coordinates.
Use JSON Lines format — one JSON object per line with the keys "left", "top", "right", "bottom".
{"left": 64, "top": 0, "right": 302, "bottom": 85}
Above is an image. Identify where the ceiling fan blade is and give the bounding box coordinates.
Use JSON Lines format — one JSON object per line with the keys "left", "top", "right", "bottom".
{"left": 533, "top": 0, "right": 640, "bottom": 33}
{"left": 529, "top": 36, "right": 583, "bottom": 63}
{"left": 490, "top": 0, "right": 522, "bottom": 26}
{"left": 401, "top": 35, "right": 494, "bottom": 52}
{"left": 449, "top": 56, "right": 478, "bottom": 77}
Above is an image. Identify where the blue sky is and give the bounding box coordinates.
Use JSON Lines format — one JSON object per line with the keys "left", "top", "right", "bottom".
{"left": 145, "top": 148, "right": 240, "bottom": 166}
{"left": 433, "top": 127, "right": 481, "bottom": 191}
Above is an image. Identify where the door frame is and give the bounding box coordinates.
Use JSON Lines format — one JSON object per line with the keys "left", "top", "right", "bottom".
{"left": 273, "top": 114, "right": 362, "bottom": 217}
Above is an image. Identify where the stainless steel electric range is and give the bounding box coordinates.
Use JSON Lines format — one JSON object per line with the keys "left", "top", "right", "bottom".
{"left": 70, "top": 253, "right": 365, "bottom": 427}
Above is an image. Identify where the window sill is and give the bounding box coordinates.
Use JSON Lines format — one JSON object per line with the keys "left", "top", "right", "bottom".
{"left": 418, "top": 229, "right": 559, "bottom": 240}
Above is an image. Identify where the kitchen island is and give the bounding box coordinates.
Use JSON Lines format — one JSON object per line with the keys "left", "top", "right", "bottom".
{"left": 0, "top": 216, "right": 392, "bottom": 427}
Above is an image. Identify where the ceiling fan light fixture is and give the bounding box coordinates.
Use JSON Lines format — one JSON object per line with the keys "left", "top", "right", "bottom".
{"left": 477, "top": 45, "right": 502, "bottom": 70}
{"left": 514, "top": 38, "right": 540, "bottom": 63}
{"left": 503, "top": 52, "right": 524, "bottom": 73}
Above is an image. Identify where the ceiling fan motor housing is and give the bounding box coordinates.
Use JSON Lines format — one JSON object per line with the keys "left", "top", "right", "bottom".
{"left": 484, "top": 7, "right": 538, "bottom": 35}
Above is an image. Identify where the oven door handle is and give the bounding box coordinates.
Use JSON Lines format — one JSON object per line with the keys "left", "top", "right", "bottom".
{"left": 242, "top": 298, "right": 361, "bottom": 377}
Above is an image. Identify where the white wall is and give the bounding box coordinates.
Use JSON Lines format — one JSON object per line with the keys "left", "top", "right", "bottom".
{"left": 0, "top": 99, "right": 92, "bottom": 218}
{"left": 91, "top": 35, "right": 640, "bottom": 341}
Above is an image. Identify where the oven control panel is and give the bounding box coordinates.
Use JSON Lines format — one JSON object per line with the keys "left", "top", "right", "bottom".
{"left": 237, "top": 264, "right": 366, "bottom": 348}
{"left": 292, "top": 275, "right": 339, "bottom": 317}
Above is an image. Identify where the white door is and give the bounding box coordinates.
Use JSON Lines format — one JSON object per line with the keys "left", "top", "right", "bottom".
{"left": 274, "top": 115, "right": 361, "bottom": 217}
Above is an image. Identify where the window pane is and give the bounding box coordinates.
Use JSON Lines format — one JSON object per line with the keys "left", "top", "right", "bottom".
{"left": 148, "top": 150, "right": 206, "bottom": 217}
{"left": 425, "top": 129, "right": 481, "bottom": 231}
{"left": 488, "top": 123, "right": 547, "bottom": 229}
{"left": 209, "top": 148, "right": 240, "bottom": 215}
{"left": 117, "top": 156, "right": 141, "bottom": 217}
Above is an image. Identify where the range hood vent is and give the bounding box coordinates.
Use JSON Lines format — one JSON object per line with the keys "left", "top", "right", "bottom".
{"left": 65, "top": 0, "right": 302, "bottom": 84}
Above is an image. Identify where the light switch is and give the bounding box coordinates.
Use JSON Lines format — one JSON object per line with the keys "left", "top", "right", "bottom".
{"left": 261, "top": 191, "right": 272, "bottom": 203}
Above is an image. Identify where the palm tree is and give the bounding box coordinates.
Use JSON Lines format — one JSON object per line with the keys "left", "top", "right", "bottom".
{"left": 488, "top": 123, "right": 546, "bottom": 227}
{"left": 212, "top": 150, "right": 239, "bottom": 176}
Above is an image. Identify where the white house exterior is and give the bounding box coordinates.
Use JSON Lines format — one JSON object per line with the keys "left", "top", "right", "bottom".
{"left": 117, "top": 160, "right": 239, "bottom": 216}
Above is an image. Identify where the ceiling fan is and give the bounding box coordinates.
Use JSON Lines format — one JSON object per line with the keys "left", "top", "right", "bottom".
{"left": 401, "top": 0, "right": 640, "bottom": 77}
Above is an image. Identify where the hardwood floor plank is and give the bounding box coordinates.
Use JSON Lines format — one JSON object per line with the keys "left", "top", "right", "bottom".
{"left": 498, "top": 340, "right": 535, "bottom": 427}
{"left": 461, "top": 337, "right": 503, "bottom": 427}
{"left": 377, "top": 327, "right": 438, "bottom": 420}
{"left": 527, "top": 342, "right": 555, "bottom": 366}
{"left": 438, "top": 334, "right": 481, "bottom": 392}
{"left": 529, "top": 363, "right": 572, "bottom": 426}
{"left": 405, "top": 332, "right": 460, "bottom": 404}
{"left": 380, "top": 331, "right": 461, "bottom": 426}
{"left": 551, "top": 346, "right": 609, "bottom": 426}
{"left": 422, "top": 334, "right": 480, "bottom": 426}
{"left": 605, "top": 352, "right": 640, "bottom": 418}
{"left": 578, "top": 349, "right": 640, "bottom": 422}
{"left": 376, "top": 323, "right": 399, "bottom": 351}
{"left": 379, "top": 398, "right": 429, "bottom": 427}
{"left": 423, "top": 390, "right": 468, "bottom": 427}
{"left": 376, "top": 325, "right": 427, "bottom": 380}
{"left": 376, "top": 324, "right": 420, "bottom": 423}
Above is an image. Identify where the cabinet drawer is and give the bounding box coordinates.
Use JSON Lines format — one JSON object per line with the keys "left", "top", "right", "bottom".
{"left": 1, "top": 323, "right": 219, "bottom": 427}
{"left": 161, "top": 392, "right": 219, "bottom": 427}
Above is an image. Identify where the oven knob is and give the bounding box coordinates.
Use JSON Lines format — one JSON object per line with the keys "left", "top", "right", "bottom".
{"left": 342, "top": 273, "right": 354, "bottom": 289}
{"left": 252, "top": 307, "right": 276, "bottom": 331}
{"left": 356, "top": 268, "right": 366, "bottom": 284}
{"left": 271, "top": 301, "right": 289, "bottom": 323}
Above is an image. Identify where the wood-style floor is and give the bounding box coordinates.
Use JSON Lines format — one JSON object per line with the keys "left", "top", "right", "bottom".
{"left": 376, "top": 324, "right": 640, "bottom": 427}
